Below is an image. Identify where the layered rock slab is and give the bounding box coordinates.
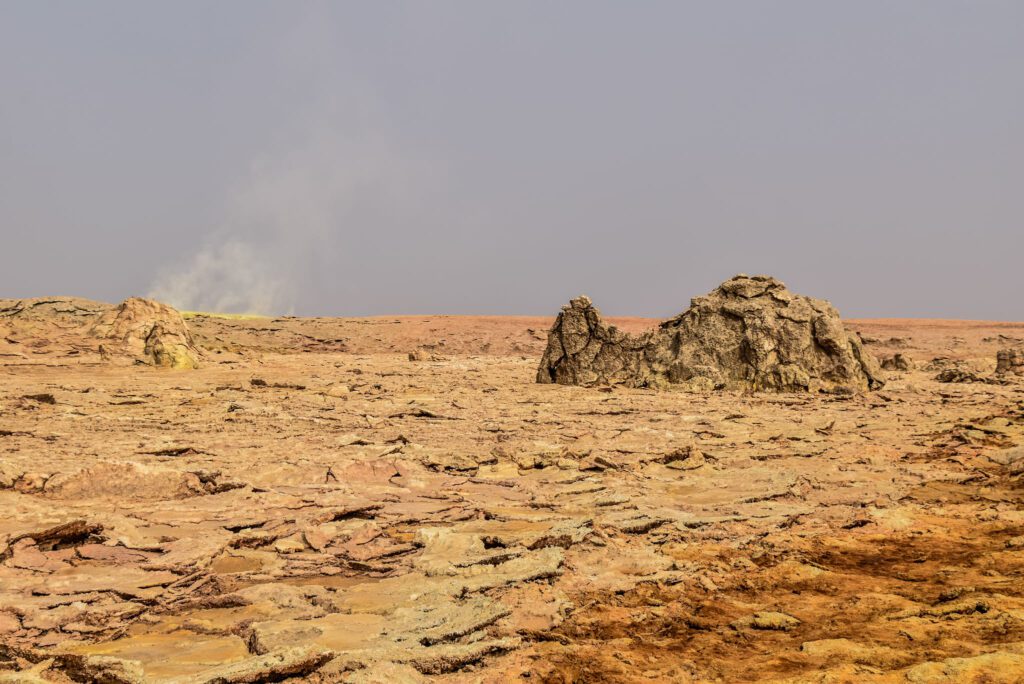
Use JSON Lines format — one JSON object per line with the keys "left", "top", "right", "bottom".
{"left": 537, "top": 275, "right": 884, "bottom": 392}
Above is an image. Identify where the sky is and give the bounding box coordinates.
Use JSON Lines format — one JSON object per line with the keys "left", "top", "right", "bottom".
{"left": 1, "top": 2, "right": 1022, "bottom": 319}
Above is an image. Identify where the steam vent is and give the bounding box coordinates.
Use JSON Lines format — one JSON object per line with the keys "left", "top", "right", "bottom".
{"left": 537, "top": 275, "right": 884, "bottom": 392}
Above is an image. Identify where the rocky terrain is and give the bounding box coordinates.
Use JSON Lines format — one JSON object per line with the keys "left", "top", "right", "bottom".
{"left": 1, "top": 294, "right": 1023, "bottom": 682}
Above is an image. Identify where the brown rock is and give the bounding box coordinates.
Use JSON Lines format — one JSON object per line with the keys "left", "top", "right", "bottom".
{"left": 43, "top": 462, "right": 206, "bottom": 501}
{"left": 935, "top": 365, "right": 988, "bottom": 383}
{"left": 89, "top": 297, "right": 199, "bottom": 368}
{"left": 747, "top": 611, "right": 801, "bottom": 631}
{"left": 996, "top": 348, "right": 1024, "bottom": 376}
{"left": 537, "top": 275, "right": 884, "bottom": 392}
{"left": 881, "top": 353, "right": 915, "bottom": 371}
{"left": 903, "top": 649, "right": 1024, "bottom": 683}
{"left": 52, "top": 654, "right": 145, "bottom": 684}
{"left": 7, "top": 520, "right": 104, "bottom": 553}
{"left": 165, "top": 646, "right": 334, "bottom": 683}
{"left": 0, "top": 611, "right": 20, "bottom": 634}
{"left": 346, "top": 662, "right": 426, "bottom": 684}
{"left": 535, "top": 295, "right": 650, "bottom": 387}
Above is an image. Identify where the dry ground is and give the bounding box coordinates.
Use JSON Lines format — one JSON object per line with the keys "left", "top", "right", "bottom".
{"left": 1, "top": 305, "right": 1024, "bottom": 682}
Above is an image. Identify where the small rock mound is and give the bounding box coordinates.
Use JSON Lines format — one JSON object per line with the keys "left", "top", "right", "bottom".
{"left": 935, "top": 366, "right": 987, "bottom": 383}
{"left": 537, "top": 275, "right": 884, "bottom": 392}
{"left": 881, "top": 353, "right": 915, "bottom": 372}
{"left": 90, "top": 297, "right": 200, "bottom": 369}
{"left": 996, "top": 348, "right": 1024, "bottom": 377}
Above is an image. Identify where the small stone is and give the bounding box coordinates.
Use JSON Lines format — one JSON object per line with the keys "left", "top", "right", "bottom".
{"left": 664, "top": 447, "right": 706, "bottom": 470}
{"left": 749, "top": 611, "right": 800, "bottom": 631}
{"left": 988, "top": 446, "right": 1024, "bottom": 467}
{"left": 0, "top": 611, "right": 21, "bottom": 634}
{"left": 881, "top": 353, "right": 915, "bottom": 371}
{"left": 324, "top": 383, "right": 350, "bottom": 397}
{"left": 935, "top": 366, "right": 987, "bottom": 383}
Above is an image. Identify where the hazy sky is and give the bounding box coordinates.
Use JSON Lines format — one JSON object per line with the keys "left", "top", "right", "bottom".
{"left": 2, "top": 2, "right": 1021, "bottom": 319}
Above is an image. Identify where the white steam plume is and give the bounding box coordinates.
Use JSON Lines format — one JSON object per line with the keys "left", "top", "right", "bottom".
{"left": 148, "top": 4, "right": 439, "bottom": 316}
{"left": 149, "top": 239, "right": 286, "bottom": 315}
{"left": 148, "top": 120, "right": 427, "bottom": 315}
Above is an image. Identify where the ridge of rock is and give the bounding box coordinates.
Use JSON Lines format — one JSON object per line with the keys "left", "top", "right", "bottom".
{"left": 537, "top": 275, "right": 884, "bottom": 392}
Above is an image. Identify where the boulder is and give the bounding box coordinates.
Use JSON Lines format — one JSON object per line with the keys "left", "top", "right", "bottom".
{"left": 934, "top": 362, "right": 997, "bottom": 384}
{"left": 90, "top": 298, "right": 200, "bottom": 369}
{"left": 537, "top": 275, "right": 884, "bottom": 393}
{"left": 996, "top": 348, "right": 1024, "bottom": 377}
{"left": 881, "top": 353, "right": 915, "bottom": 372}
{"left": 535, "top": 295, "right": 650, "bottom": 387}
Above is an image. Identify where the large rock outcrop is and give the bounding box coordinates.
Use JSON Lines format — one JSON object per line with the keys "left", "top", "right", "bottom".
{"left": 90, "top": 297, "right": 200, "bottom": 369}
{"left": 537, "top": 275, "right": 884, "bottom": 392}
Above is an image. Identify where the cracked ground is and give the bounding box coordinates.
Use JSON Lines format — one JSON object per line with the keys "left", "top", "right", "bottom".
{"left": 1, "top": 309, "right": 1024, "bottom": 683}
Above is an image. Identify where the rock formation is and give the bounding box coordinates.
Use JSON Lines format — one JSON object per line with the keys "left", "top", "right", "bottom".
{"left": 935, "top": 366, "right": 987, "bottom": 383}
{"left": 881, "top": 353, "right": 915, "bottom": 372}
{"left": 996, "top": 348, "right": 1024, "bottom": 377}
{"left": 4, "top": 293, "right": 1024, "bottom": 681}
{"left": 534, "top": 295, "right": 651, "bottom": 387}
{"left": 537, "top": 275, "right": 884, "bottom": 392}
{"left": 90, "top": 297, "right": 200, "bottom": 369}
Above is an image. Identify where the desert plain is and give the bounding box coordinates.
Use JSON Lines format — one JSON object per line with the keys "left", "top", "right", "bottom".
{"left": 1, "top": 294, "right": 1023, "bottom": 683}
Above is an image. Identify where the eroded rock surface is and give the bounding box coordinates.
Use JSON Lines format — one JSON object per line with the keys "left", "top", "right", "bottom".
{"left": 0, "top": 296, "right": 200, "bottom": 369}
{"left": 534, "top": 295, "right": 650, "bottom": 387}
{"left": 538, "top": 275, "right": 884, "bottom": 392}
{"left": 90, "top": 298, "right": 200, "bottom": 369}
{"left": 881, "top": 352, "right": 915, "bottom": 371}
{"left": 997, "top": 348, "right": 1024, "bottom": 376}
{"left": 2, "top": 305, "right": 1024, "bottom": 682}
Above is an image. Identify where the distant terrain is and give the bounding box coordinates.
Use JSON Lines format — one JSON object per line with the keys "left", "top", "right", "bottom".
{"left": 1, "top": 297, "right": 1023, "bottom": 682}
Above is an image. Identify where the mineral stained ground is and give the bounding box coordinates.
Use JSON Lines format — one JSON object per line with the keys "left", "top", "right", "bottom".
{"left": 1, "top": 298, "right": 1024, "bottom": 683}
